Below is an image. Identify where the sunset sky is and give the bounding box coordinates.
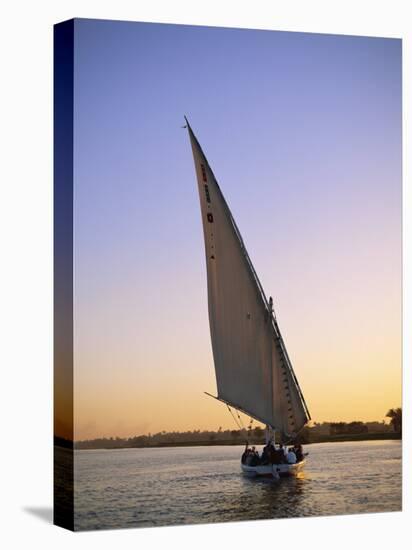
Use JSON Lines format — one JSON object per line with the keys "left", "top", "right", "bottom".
{"left": 72, "top": 19, "right": 401, "bottom": 440}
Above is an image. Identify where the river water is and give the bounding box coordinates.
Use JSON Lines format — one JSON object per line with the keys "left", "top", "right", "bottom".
{"left": 73, "top": 440, "right": 401, "bottom": 530}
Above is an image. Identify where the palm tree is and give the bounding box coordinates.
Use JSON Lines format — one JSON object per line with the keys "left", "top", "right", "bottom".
{"left": 386, "top": 407, "right": 402, "bottom": 434}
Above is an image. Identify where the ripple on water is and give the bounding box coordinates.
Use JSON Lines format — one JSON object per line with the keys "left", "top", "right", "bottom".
{"left": 72, "top": 441, "right": 402, "bottom": 530}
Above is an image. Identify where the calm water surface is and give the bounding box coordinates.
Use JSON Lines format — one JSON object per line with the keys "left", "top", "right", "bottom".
{"left": 73, "top": 440, "right": 401, "bottom": 530}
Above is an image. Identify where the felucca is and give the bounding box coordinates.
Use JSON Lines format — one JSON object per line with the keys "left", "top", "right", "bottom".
{"left": 186, "top": 118, "right": 310, "bottom": 477}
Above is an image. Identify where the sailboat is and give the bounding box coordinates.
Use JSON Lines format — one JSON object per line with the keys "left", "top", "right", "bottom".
{"left": 185, "top": 118, "right": 311, "bottom": 478}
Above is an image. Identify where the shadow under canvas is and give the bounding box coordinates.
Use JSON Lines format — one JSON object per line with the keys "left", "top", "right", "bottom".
{"left": 23, "top": 507, "right": 53, "bottom": 524}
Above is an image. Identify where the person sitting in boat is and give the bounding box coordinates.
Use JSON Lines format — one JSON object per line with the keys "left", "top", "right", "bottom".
{"left": 294, "top": 444, "right": 304, "bottom": 462}
{"left": 241, "top": 443, "right": 249, "bottom": 464}
{"left": 278, "top": 444, "right": 288, "bottom": 464}
{"left": 249, "top": 446, "right": 260, "bottom": 466}
{"left": 286, "top": 447, "right": 297, "bottom": 464}
{"left": 261, "top": 442, "right": 274, "bottom": 464}
{"left": 269, "top": 445, "right": 284, "bottom": 464}
{"left": 265, "top": 444, "right": 274, "bottom": 464}
{"left": 242, "top": 445, "right": 258, "bottom": 466}
{"left": 261, "top": 444, "right": 269, "bottom": 464}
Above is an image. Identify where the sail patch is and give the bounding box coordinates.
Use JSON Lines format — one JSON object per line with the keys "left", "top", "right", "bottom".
{"left": 200, "top": 164, "right": 207, "bottom": 182}
{"left": 204, "top": 184, "right": 211, "bottom": 203}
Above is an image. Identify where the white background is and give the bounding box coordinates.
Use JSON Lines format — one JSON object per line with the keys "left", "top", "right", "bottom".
{"left": 0, "top": 1, "right": 410, "bottom": 548}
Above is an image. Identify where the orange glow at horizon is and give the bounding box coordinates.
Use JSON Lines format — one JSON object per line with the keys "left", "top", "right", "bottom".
{"left": 73, "top": 267, "right": 401, "bottom": 440}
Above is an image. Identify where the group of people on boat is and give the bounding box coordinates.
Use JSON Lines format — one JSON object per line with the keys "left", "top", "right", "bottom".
{"left": 241, "top": 442, "right": 305, "bottom": 466}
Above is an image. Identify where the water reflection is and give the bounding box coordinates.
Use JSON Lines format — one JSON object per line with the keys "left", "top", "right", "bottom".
{"left": 233, "top": 471, "right": 311, "bottom": 520}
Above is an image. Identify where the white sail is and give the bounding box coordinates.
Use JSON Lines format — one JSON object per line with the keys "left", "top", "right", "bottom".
{"left": 186, "top": 119, "right": 310, "bottom": 439}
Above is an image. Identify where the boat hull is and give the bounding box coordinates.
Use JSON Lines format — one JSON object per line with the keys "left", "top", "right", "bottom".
{"left": 241, "top": 458, "right": 306, "bottom": 478}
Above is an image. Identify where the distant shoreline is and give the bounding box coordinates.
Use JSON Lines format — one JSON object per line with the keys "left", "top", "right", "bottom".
{"left": 67, "top": 432, "right": 401, "bottom": 451}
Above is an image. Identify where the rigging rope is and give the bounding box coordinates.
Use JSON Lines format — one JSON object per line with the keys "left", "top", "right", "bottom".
{"left": 236, "top": 410, "right": 246, "bottom": 431}
{"left": 226, "top": 405, "right": 249, "bottom": 444}
{"left": 226, "top": 404, "right": 242, "bottom": 430}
